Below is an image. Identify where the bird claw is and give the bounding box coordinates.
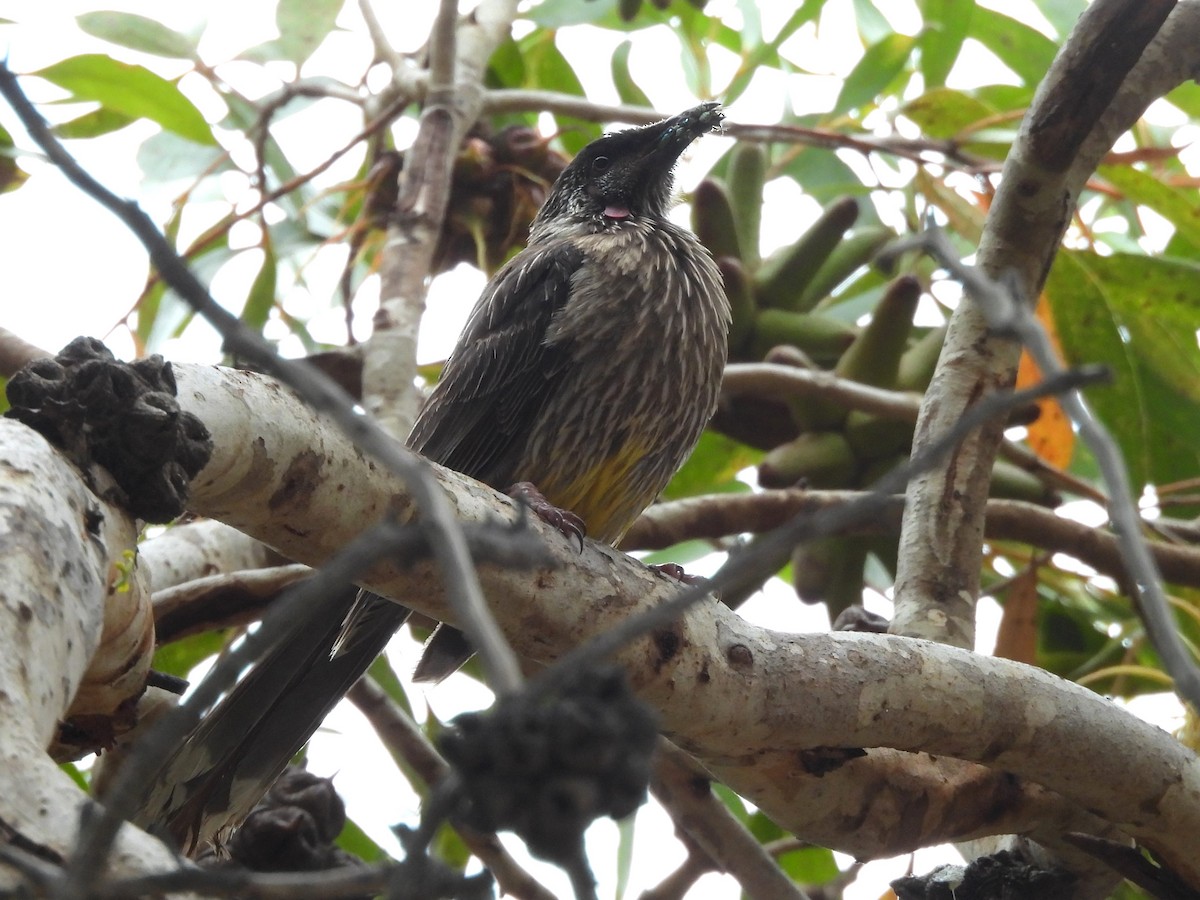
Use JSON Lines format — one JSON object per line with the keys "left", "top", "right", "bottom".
{"left": 650, "top": 562, "right": 704, "bottom": 585}
{"left": 508, "top": 481, "right": 587, "bottom": 552}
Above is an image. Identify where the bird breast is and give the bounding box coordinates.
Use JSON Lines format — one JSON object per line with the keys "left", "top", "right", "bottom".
{"left": 522, "top": 219, "right": 730, "bottom": 543}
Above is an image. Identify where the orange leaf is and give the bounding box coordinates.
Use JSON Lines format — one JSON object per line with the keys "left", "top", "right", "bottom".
{"left": 1016, "top": 293, "right": 1074, "bottom": 469}
{"left": 994, "top": 564, "right": 1039, "bottom": 665}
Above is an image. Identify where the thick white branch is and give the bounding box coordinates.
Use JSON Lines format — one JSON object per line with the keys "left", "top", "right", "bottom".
{"left": 172, "top": 363, "right": 1200, "bottom": 885}
{"left": 0, "top": 421, "right": 195, "bottom": 892}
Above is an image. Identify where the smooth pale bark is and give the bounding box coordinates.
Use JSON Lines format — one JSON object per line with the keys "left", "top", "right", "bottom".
{"left": 167, "top": 362, "right": 1200, "bottom": 886}
{"left": 0, "top": 421, "right": 197, "bottom": 895}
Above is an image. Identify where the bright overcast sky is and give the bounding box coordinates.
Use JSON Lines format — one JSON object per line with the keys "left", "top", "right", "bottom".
{"left": 2, "top": 0, "right": 1182, "bottom": 897}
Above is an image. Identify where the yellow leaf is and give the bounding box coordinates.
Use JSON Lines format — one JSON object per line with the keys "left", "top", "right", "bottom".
{"left": 1016, "top": 293, "right": 1074, "bottom": 469}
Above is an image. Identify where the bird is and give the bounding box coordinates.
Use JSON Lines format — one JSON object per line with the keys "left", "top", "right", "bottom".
{"left": 133, "top": 101, "right": 730, "bottom": 850}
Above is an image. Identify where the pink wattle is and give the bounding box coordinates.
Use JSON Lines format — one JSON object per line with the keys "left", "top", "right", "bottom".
{"left": 603, "top": 204, "right": 631, "bottom": 219}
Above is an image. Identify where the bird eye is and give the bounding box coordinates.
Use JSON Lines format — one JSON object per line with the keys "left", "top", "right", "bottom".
{"left": 592, "top": 156, "right": 612, "bottom": 174}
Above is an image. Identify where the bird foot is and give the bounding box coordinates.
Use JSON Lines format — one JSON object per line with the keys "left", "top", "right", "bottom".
{"left": 507, "top": 481, "right": 586, "bottom": 551}
{"left": 650, "top": 563, "right": 705, "bottom": 585}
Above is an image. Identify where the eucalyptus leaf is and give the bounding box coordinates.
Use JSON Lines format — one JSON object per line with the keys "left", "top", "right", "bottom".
{"left": 76, "top": 11, "right": 199, "bottom": 59}
{"left": 35, "top": 54, "right": 215, "bottom": 145}
{"left": 1046, "top": 251, "right": 1200, "bottom": 508}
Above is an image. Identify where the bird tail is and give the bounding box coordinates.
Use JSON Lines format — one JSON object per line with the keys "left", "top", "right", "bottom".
{"left": 411, "top": 623, "right": 475, "bottom": 683}
{"left": 130, "top": 585, "right": 411, "bottom": 851}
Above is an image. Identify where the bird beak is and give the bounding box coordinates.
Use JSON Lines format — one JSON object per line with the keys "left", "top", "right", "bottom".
{"left": 641, "top": 102, "right": 724, "bottom": 163}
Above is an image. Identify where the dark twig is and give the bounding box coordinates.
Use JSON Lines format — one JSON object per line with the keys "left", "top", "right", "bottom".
{"left": 132, "top": 87, "right": 412, "bottom": 306}
{"left": 481, "top": 90, "right": 993, "bottom": 172}
{"left": 1062, "top": 832, "right": 1197, "bottom": 900}
{"left": 881, "top": 223, "right": 1200, "bottom": 710}
{"left": 624, "top": 490, "right": 1200, "bottom": 594}
{"left": 652, "top": 741, "right": 809, "bottom": 900}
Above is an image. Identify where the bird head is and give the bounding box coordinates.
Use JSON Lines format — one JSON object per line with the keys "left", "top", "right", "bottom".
{"left": 533, "top": 102, "right": 724, "bottom": 227}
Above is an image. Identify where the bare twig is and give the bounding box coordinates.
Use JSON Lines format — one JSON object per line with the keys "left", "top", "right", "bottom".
{"left": 638, "top": 846, "right": 712, "bottom": 900}
{"left": 361, "top": 0, "right": 462, "bottom": 437}
{"left": 348, "top": 678, "right": 558, "bottom": 900}
{"left": 151, "top": 564, "right": 313, "bottom": 643}
{"left": 65, "top": 522, "right": 423, "bottom": 896}
{"left": 652, "top": 741, "right": 808, "bottom": 900}
{"left": 357, "top": 0, "right": 404, "bottom": 72}
{"left": 0, "top": 325, "right": 49, "bottom": 377}
{"left": 624, "top": 489, "right": 1200, "bottom": 593}
{"left": 132, "top": 88, "right": 412, "bottom": 304}
{"left": 482, "top": 90, "right": 993, "bottom": 171}
{"left": 722, "top": 362, "right": 922, "bottom": 422}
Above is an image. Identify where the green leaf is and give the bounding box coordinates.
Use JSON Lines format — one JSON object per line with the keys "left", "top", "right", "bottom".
{"left": 136, "top": 130, "right": 227, "bottom": 183}
{"left": 52, "top": 106, "right": 137, "bottom": 140}
{"left": 1098, "top": 164, "right": 1200, "bottom": 254}
{"left": 520, "top": 31, "right": 598, "bottom": 155}
{"left": 145, "top": 238, "right": 233, "bottom": 351}
{"left": 852, "top": 0, "right": 891, "bottom": 43}
{"left": 723, "top": 0, "right": 821, "bottom": 105}
{"left": 60, "top": 761, "right": 90, "bottom": 792}
{"left": 664, "top": 430, "right": 758, "bottom": 500}
{"left": 747, "top": 809, "right": 785, "bottom": 843}
{"left": 433, "top": 822, "right": 471, "bottom": 867}
{"left": 486, "top": 35, "right": 526, "bottom": 88}
{"left": 775, "top": 141, "right": 870, "bottom": 203}
{"left": 277, "top": 0, "right": 345, "bottom": 61}
{"left": 614, "top": 814, "right": 635, "bottom": 900}
{"left": 1033, "top": 0, "right": 1089, "bottom": 39}
{"left": 1166, "top": 81, "right": 1200, "bottom": 119}
{"left": 222, "top": 91, "right": 303, "bottom": 219}
{"left": 243, "top": 240, "right": 277, "bottom": 331}
{"left": 901, "top": 86, "right": 997, "bottom": 139}
{"left": 918, "top": 0, "right": 974, "bottom": 87}
{"left": 76, "top": 11, "right": 199, "bottom": 59}
{"left": 967, "top": 6, "right": 1058, "bottom": 87}
{"left": 711, "top": 783, "right": 750, "bottom": 823}
{"left": 0, "top": 123, "right": 26, "bottom": 194}
{"left": 610, "top": 41, "right": 651, "bottom": 107}
{"left": 832, "top": 34, "right": 916, "bottom": 117}
{"left": 367, "top": 655, "right": 413, "bottom": 718}
{"left": 35, "top": 54, "right": 215, "bottom": 145}
{"left": 152, "top": 629, "right": 228, "bottom": 678}
{"left": 778, "top": 845, "right": 840, "bottom": 883}
{"left": 526, "top": 0, "right": 633, "bottom": 29}
{"left": 1046, "top": 251, "right": 1200, "bottom": 506}
{"left": 336, "top": 816, "right": 387, "bottom": 863}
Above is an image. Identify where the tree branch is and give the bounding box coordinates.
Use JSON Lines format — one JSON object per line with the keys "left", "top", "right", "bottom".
{"left": 651, "top": 742, "right": 808, "bottom": 900}
{"left": 0, "top": 423, "right": 194, "bottom": 893}
{"left": 169, "top": 362, "right": 1200, "bottom": 889}
{"left": 623, "top": 489, "right": 1200, "bottom": 591}
{"left": 362, "top": 0, "right": 519, "bottom": 436}
{"left": 892, "top": 0, "right": 1183, "bottom": 648}
{"left": 722, "top": 362, "right": 922, "bottom": 422}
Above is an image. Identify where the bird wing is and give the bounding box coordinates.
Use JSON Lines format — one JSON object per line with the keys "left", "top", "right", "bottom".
{"left": 408, "top": 241, "right": 585, "bottom": 484}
